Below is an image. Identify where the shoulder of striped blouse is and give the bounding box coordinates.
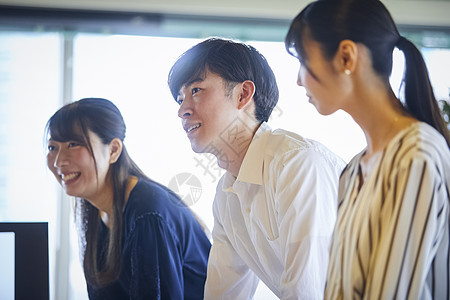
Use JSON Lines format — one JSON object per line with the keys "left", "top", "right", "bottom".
{"left": 385, "top": 122, "right": 449, "bottom": 184}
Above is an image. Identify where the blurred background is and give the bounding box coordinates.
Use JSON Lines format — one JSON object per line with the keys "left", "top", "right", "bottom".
{"left": 0, "top": 0, "right": 448, "bottom": 299}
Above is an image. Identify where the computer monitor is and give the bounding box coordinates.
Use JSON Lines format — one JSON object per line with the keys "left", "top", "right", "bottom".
{"left": 0, "top": 222, "right": 49, "bottom": 300}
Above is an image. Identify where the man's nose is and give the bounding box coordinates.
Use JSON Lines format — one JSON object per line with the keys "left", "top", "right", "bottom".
{"left": 178, "top": 97, "right": 192, "bottom": 119}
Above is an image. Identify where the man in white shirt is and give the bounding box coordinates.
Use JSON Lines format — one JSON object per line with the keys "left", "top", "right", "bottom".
{"left": 168, "top": 38, "right": 345, "bottom": 299}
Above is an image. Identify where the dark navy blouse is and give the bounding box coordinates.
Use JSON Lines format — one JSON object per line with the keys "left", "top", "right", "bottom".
{"left": 87, "top": 178, "right": 211, "bottom": 300}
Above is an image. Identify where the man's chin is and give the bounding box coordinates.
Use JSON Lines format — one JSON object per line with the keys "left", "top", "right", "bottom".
{"left": 190, "top": 143, "right": 206, "bottom": 154}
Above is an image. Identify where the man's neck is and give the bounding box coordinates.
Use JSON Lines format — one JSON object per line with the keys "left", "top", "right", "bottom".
{"left": 216, "top": 121, "right": 261, "bottom": 178}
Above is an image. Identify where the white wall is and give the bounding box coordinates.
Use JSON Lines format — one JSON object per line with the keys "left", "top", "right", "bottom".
{"left": 0, "top": 0, "right": 449, "bottom": 27}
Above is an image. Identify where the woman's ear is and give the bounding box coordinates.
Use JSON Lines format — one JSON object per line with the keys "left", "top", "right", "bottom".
{"left": 335, "top": 39, "right": 358, "bottom": 74}
{"left": 237, "top": 80, "right": 256, "bottom": 110}
{"left": 109, "top": 138, "right": 123, "bottom": 164}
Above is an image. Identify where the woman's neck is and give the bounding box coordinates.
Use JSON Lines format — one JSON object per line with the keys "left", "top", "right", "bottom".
{"left": 348, "top": 79, "right": 414, "bottom": 156}
{"left": 98, "top": 175, "right": 139, "bottom": 228}
{"left": 348, "top": 86, "right": 416, "bottom": 182}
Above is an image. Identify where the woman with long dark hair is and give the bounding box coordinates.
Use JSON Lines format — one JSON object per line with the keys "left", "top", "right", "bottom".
{"left": 285, "top": 0, "right": 449, "bottom": 298}
{"left": 45, "top": 97, "right": 211, "bottom": 299}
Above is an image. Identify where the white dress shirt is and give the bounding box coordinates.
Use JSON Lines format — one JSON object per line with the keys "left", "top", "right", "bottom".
{"left": 204, "top": 122, "right": 346, "bottom": 300}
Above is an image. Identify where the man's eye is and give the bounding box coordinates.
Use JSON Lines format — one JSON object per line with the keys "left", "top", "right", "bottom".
{"left": 192, "top": 87, "right": 201, "bottom": 95}
{"left": 48, "top": 145, "right": 55, "bottom": 151}
{"left": 176, "top": 98, "right": 183, "bottom": 105}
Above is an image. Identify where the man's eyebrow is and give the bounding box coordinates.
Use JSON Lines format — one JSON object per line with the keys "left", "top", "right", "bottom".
{"left": 184, "top": 77, "right": 204, "bottom": 88}
{"left": 177, "top": 77, "right": 205, "bottom": 100}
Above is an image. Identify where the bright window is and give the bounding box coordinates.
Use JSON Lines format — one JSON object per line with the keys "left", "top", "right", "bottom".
{"left": 70, "top": 33, "right": 365, "bottom": 299}
{"left": 0, "top": 29, "right": 448, "bottom": 300}
{"left": 0, "top": 32, "right": 61, "bottom": 300}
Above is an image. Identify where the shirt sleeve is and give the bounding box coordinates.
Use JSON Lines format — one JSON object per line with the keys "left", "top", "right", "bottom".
{"left": 365, "top": 156, "right": 448, "bottom": 299}
{"left": 127, "top": 213, "right": 184, "bottom": 300}
{"left": 204, "top": 191, "right": 260, "bottom": 299}
{"left": 273, "top": 148, "right": 342, "bottom": 300}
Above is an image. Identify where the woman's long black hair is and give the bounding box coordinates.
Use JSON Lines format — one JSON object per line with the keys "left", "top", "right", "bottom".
{"left": 45, "top": 97, "right": 150, "bottom": 287}
{"left": 285, "top": 0, "right": 449, "bottom": 146}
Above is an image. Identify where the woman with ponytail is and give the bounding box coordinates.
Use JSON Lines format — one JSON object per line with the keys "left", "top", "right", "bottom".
{"left": 285, "top": 0, "right": 449, "bottom": 298}
{"left": 45, "top": 98, "right": 210, "bottom": 299}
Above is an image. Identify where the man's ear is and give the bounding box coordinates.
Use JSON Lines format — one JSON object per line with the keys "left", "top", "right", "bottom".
{"left": 335, "top": 39, "right": 358, "bottom": 74}
{"left": 109, "top": 138, "right": 123, "bottom": 164}
{"left": 237, "top": 80, "right": 256, "bottom": 110}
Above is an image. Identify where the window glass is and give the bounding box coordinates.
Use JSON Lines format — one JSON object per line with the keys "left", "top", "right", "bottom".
{"left": 0, "top": 31, "right": 61, "bottom": 300}
{"left": 71, "top": 33, "right": 364, "bottom": 299}
{"left": 1, "top": 29, "right": 448, "bottom": 300}
{"left": 422, "top": 47, "right": 450, "bottom": 101}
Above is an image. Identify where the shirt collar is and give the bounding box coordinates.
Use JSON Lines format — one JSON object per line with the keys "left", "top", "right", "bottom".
{"left": 221, "top": 171, "right": 237, "bottom": 192}
{"left": 234, "top": 122, "right": 271, "bottom": 186}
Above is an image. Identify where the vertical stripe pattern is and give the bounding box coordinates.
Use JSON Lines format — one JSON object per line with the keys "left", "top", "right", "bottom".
{"left": 325, "top": 122, "right": 450, "bottom": 300}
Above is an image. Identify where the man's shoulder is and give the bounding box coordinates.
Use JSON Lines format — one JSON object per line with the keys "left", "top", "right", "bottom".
{"left": 270, "top": 128, "right": 308, "bottom": 144}
{"left": 255, "top": 123, "right": 310, "bottom": 152}
{"left": 264, "top": 127, "right": 345, "bottom": 170}
{"left": 267, "top": 128, "right": 326, "bottom": 154}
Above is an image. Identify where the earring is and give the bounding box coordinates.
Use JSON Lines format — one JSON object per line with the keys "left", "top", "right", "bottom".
{"left": 344, "top": 69, "right": 351, "bottom": 75}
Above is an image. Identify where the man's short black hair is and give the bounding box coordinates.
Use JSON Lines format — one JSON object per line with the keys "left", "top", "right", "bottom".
{"left": 168, "top": 38, "right": 279, "bottom": 123}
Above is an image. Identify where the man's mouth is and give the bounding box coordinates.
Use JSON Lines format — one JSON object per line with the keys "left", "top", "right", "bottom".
{"left": 187, "top": 123, "right": 201, "bottom": 133}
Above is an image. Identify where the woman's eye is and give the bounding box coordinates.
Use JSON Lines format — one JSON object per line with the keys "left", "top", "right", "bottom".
{"left": 68, "top": 142, "right": 80, "bottom": 148}
{"left": 47, "top": 145, "right": 55, "bottom": 151}
{"left": 176, "top": 98, "right": 183, "bottom": 105}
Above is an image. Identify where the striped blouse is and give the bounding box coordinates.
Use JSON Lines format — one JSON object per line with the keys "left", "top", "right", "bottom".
{"left": 325, "top": 122, "right": 450, "bottom": 300}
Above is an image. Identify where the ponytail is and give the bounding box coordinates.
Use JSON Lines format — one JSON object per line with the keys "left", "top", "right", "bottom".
{"left": 396, "top": 36, "right": 450, "bottom": 146}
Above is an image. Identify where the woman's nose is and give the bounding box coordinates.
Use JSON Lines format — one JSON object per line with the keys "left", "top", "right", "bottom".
{"left": 53, "top": 149, "right": 69, "bottom": 168}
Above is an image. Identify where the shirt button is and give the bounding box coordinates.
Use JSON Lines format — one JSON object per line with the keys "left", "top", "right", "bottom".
{"left": 246, "top": 208, "right": 250, "bottom": 214}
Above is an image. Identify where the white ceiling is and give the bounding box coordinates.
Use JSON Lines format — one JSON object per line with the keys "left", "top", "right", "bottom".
{"left": 0, "top": 0, "right": 449, "bottom": 26}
